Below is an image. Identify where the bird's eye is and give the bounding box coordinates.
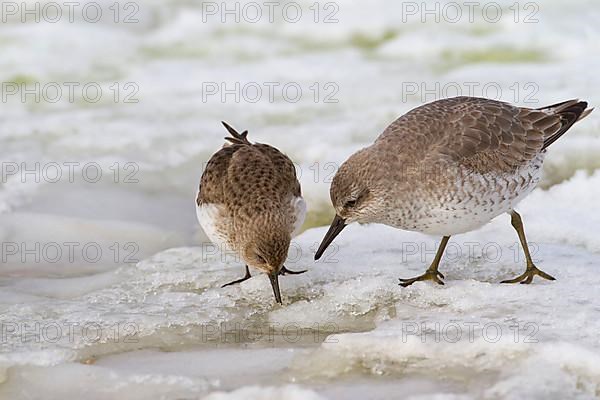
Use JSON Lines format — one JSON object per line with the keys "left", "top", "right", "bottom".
{"left": 344, "top": 199, "right": 357, "bottom": 208}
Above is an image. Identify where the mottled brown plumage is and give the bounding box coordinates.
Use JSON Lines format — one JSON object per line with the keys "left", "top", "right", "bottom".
{"left": 196, "top": 122, "right": 306, "bottom": 304}
{"left": 316, "top": 96, "right": 592, "bottom": 286}
{"left": 376, "top": 97, "right": 590, "bottom": 175}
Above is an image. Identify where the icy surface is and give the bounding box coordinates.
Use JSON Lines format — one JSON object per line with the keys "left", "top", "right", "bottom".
{"left": 2, "top": 171, "right": 600, "bottom": 399}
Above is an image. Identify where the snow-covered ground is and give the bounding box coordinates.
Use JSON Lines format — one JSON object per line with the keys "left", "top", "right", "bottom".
{"left": 2, "top": 0, "right": 600, "bottom": 398}
{"left": 2, "top": 171, "right": 600, "bottom": 399}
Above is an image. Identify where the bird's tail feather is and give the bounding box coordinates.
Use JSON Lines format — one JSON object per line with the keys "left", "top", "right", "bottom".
{"left": 221, "top": 121, "right": 251, "bottom": 145}
{"left": 537, "top": 100, "right": 593, "bottom": 149}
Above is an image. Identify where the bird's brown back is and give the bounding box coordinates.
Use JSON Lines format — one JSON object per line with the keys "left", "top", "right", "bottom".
{"left": 197, "top": 142, "right": 300, "bottom": 217}
{"left": 376, "top": 96, "right": 589, "bottom": 175}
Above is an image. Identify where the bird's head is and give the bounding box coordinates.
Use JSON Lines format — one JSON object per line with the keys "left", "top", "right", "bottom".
{"left": 315, "top": 148, "right": 383, "bottom": 260}
{"left": 242, "top": 216, "right": 291, "bottom": 304}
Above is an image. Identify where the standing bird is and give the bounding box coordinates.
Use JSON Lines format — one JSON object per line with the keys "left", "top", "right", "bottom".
{"left": 314, "top": 97, "right": 592, "bottom": 286}
{"left": 196, "top": 122, "right": 307, "bottom": 304}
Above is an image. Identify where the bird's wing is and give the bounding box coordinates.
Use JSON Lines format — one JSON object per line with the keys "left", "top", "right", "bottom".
{"left": 260, "top": 144, "right": 306, "bottom": 235}
{"left": 216, "top": 143, "right": 302, "bottom": 236}
{"left": 198, "top": 141, "right": 300, "bottom": 207}
{"left": 253, "top": 143, "right": 301, "bottom": 198}
{"left": 197, "top": 145, "right": 238, "bottom": 206}
{"left": 377, "top": 96, "right": 589, "bottom": 174}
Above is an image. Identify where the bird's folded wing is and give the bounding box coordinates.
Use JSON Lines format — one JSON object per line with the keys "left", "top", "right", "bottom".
{"left": 378, "top": 97, "right": 566, "bottom": 175}
{"left": 197, "top": 145, "right": 238, "bottom": 206}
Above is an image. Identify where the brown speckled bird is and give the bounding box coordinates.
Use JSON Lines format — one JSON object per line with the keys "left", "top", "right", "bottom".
{"left": 196, "top": 122, "right": 307, "bottom": 304}
{"left": 315, "top": 96, "right": 592, "bottom": 286}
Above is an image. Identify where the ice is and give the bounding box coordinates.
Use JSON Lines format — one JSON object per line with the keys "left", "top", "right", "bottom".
{"left": 2, "top": 170, "right": 600, "bottom": 398}
{"left": 0, "top": 211, "right": 184, "bottom": 276}
{"left": 0, "top": 362, "right": 211, "bottom": 400}
{"left": 204, "top": 385, "right": 326, "bottom": 400}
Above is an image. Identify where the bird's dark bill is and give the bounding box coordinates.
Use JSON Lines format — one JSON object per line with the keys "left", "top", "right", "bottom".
{"left": 314, "top": 214, "right": 347, "bottom": 260}
{"left": 268, "top": 272, "right": 282, "bottom": 304}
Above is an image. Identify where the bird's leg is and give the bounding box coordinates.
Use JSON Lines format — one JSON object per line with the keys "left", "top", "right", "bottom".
{"left": 399, "top": 236, "right": 449, "bottom": 287}
{"left": 221, "top": 265, "right": 252, "bottom": 287}
{"left": 501, "top": 211, "right": 556, "bottom": 284}
{"left": 279, "top": 265, "right": 307, "bottom": 276}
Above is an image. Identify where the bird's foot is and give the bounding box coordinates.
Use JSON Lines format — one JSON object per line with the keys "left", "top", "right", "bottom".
{"left": 279, "top": 266, "right": 307, "bottom": 276}
{"left": 221, "top": 266, "right": 252, "bottom": 288}
{"left": 399, "top": 269, "right": 445, "bottom": 287}
{"left": 501, "top": 264, "right": 556, "bottom": 284}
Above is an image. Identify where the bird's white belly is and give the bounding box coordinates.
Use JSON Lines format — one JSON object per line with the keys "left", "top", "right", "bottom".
{"left": 196, "top": 203, "right": 231, "bottom": 251}
{"left": 415, "top": 193, "right": 518, "bottom": 235}
{"left": 396, "top": 159, "right": 544, "bottom": 236}
{"left": 291, "top": 196, "right": 307, "bottom": 236}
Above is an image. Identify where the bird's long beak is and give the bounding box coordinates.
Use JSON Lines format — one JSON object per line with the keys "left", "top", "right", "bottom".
{"left": 314, "top": 214, "right": 347, "bottom": 260}
{"left": 268, "top": 271, "right": 282, "bottom": 304}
